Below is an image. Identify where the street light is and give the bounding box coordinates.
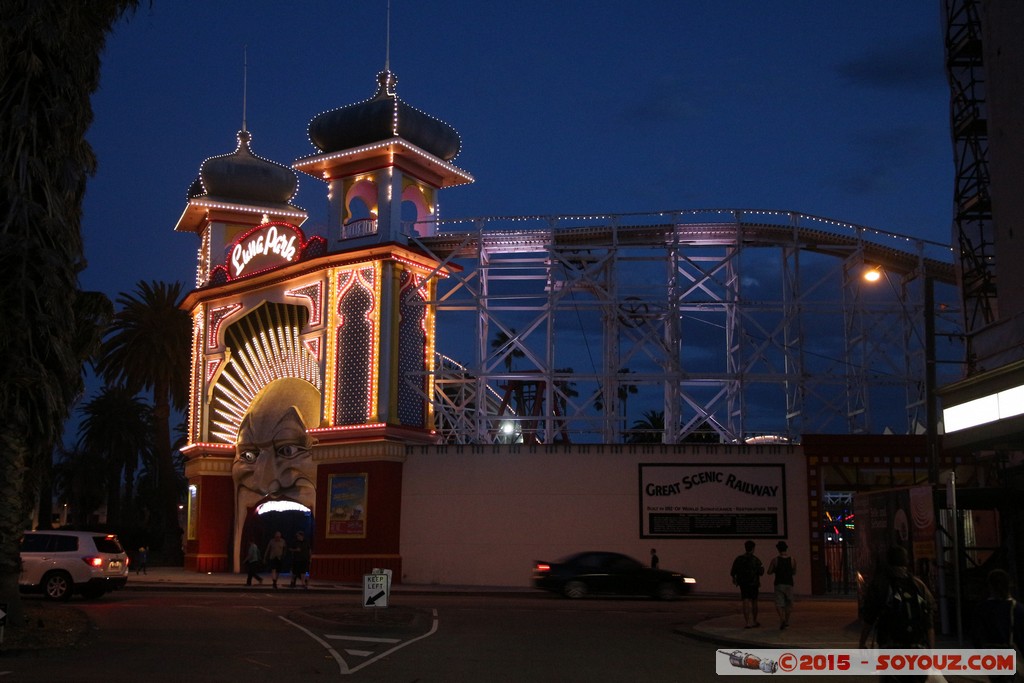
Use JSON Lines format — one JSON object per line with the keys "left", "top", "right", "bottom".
{"left": 862, "top": 265, "right": 938, "bottom": 483}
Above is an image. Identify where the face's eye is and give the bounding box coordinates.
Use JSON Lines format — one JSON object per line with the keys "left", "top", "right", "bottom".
{"left": 238, "top": 449, "right": 259, "bottom": 464}
{"left": 275, "top": 444, "right": 308, "bottom": 460}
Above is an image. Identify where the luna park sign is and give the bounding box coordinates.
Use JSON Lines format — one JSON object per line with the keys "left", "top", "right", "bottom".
{"left": 228, "top": 223, "right": 303, "bottom": 278}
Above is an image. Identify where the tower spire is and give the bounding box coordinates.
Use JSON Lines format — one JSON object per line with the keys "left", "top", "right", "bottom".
{"left": 384, "top": 0, "right": 391, "bottom": 73}
{"left": 242, "top": 45, "right": 248, "bottom": 133}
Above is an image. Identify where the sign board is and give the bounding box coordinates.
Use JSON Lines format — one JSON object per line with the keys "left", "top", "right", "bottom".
{"left": 226, "top": 222, "right": 304, "bottom": 279}
{"left": 363, "top": 569, "right": 391, "bottom": 608}
{"left": 639, "top": 463, "right": 787, "bottom": 538}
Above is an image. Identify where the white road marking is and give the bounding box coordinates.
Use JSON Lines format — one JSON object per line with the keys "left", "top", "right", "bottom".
{"left": 278, "top": 615, "right": 350, "bottom": 674}
{"left": 326, "top": 634, "right": 401, "bottom": 643}
{"left": 345, "top": 608, "right": 439, "bottom": 675}
{"left": 280, "top": 608, "right": 440, "bottom": 675}
{"left": 344, "top": 649, "right": 374, "bottom": 657}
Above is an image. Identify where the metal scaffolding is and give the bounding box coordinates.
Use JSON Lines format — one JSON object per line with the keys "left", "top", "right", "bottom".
{"left": 409, "top": 209, "right": 962, "bottom": 445}
{"left": 943, "top": 0, "right": 997, "bottom": 364}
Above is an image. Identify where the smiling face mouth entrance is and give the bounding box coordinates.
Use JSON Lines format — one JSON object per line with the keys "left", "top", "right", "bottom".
{"left": 241, "top": 500, "right": 314, "bottom": 570}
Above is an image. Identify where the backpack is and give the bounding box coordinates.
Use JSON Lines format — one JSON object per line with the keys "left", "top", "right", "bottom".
{"left": 877, "top": 576, "right": 929, "bottom": 646}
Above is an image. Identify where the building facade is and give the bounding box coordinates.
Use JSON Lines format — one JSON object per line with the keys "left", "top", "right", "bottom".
{"left": 177, "top": 70, "right": 470, "bottom": 578}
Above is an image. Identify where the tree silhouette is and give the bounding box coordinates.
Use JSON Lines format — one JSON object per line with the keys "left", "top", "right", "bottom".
{"left": 490, "top": 327, "right": 525, "bottom": 372}
{"left": 595, "top": 368, "right": 638, "bottom": 434}
{"left": 0, "top": 0, "right": 140, "bottom": 624}
{"left": 77, "top": 386, "right": 153, "bottom": 526}
{"left": 625, "top": 409, "right": 665, "bottom": 444}
{"left": 52, "top": 446, "right": 107, "bottom": 528}
{"left": 97, "top": 281, "right": 191, "bottom": 561}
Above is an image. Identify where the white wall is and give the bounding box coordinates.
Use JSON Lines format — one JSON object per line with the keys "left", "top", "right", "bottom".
{"left": 399, "top": 444, "right": 809, "bottom": 594}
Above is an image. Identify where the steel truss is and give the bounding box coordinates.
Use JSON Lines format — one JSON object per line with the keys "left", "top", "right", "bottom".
{"left": 408, "top": 209, "right": 962, "bottom": 445}
{"left": 943, "top": 0, "right": 997, "bottom": 361}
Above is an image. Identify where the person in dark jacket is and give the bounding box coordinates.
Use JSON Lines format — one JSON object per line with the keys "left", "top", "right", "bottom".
{"left": 289, "top": 530, "right": 311, "bottom": 590}
{"left": 859, "top": 546, "right": 935, "bottom": 683}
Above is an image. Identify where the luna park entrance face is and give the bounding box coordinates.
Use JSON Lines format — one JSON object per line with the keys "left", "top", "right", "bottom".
{"left": 241, "top": 503, "right": 314, "bottom": 574}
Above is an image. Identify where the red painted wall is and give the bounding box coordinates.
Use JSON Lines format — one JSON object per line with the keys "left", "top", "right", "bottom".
{"left": 312, "top": 460, "right": 404, "bottom": 582}
{"left": 185, "top": 474, "right": 234, "bottom": 573}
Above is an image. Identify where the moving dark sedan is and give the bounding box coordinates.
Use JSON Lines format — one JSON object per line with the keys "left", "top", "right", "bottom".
{"left": 533, "top": 551, "right": 696, "bottom": 599}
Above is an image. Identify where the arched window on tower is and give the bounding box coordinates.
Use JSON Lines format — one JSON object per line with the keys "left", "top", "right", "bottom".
{"left": 343, "top": 179, "right": 378, "bottom": 239}
{"left": 401, "top": 183, "right": 435, "bottom": 237}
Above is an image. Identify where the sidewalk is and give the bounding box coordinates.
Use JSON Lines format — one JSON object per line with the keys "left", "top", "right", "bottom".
{"left": 125, "top": 565, "right": 535, "bottom": 595}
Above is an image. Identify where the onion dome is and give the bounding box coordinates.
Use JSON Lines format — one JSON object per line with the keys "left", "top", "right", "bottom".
{"left": 189, "top": 129, "right": 298, "bottom": 205}
{"left": 308, "top": 71, "right": 461, "bottom": 161}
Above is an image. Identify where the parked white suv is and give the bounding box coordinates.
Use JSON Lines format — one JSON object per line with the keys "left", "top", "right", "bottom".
{"left": 20, "top": 530, "right": 129, "bottom": 601}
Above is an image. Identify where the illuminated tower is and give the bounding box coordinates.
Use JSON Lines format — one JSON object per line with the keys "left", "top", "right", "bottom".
{"left": 176, "top": 72, "right": 472, "bottom": 579}
{"left": 294, "top": 69, "right": 472, "bottom": 430}
{"left": 297, "top": 69, "right": 472, "bottom": 247}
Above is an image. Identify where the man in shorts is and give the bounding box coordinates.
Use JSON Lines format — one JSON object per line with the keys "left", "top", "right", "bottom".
{"left": 730, "top": 540, "right": 764, "bottom": 628}
{"left": 767, "top": 540, "right": 796, "bottom": 629}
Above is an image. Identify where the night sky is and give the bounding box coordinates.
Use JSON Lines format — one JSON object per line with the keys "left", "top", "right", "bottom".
{"left": 81, "top": 1, "right": 953, "bottom": 300}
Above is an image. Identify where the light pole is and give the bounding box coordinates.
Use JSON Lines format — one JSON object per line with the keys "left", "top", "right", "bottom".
{"left": 865, "top": 266, "right": 953, "bottom": 636}
{"left": 862, "top": 266, "right": 939, "bottom": 482}
{"left": 925, "top": 275, "right": 939, "bottom": 485}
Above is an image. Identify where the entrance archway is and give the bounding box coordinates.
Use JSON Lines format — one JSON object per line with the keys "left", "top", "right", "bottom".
{"left": 240, "top": 500, "right": 314, "bottom": 575}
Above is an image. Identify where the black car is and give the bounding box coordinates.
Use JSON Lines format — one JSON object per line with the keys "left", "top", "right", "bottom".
{"left": 532, "top": 551, "right": 696, "bottom": 600}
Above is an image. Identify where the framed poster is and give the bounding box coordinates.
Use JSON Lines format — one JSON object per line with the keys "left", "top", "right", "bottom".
{"left": 327, "top": 473, "right": 368, "bottom": 538}
{"left": 639, "top": 463, "right": 787, "bottom": 538}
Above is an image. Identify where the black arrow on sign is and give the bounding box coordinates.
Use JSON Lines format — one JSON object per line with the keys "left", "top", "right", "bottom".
{"left": 365, "top": 590, "right": 386, "bottom": 606}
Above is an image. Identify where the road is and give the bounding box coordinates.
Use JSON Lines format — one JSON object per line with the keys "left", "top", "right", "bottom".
{"left": 3, "top": 591, "right": 874, "bottom": 682}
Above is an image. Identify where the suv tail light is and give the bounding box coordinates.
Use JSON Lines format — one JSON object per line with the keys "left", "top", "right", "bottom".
{"left": 534, "top": 562, "right": 551, "bottom": 573}
{"left": 83, "top": 556, "right": 104, "bottom": 568}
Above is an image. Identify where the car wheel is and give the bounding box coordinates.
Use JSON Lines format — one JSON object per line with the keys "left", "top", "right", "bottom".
{"left": 563, "top": 580, "right": 587, "bottom": 599}
{"left": 655, "top": 582, "right": 681, "bottom": 601}
{"left": 43, "top": 571, "right": 74, "bottom": 601}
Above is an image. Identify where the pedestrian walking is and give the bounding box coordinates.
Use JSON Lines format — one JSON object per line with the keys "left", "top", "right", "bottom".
{"left": 767, "top": 540, "right": 796, "bottom": 629}
{"left": 650, "top": 548, "right": 659, "bottom": 569}
{"left": 264, "top": 531, "right": 287, "bottom": 589}
{"left": 730, "top": 540, "right": 764, "bottom": 628}
{"left": 289, "top": 530, "right": 311, "bottom": 589}
{"left": 244, "top": 539, "right": 263, "bottom": 586}
{"left": 135, "top": 546, "right": 148, "bottom": 575}
{"left": 858, "top": 546, "right": 935, "bottom": 683}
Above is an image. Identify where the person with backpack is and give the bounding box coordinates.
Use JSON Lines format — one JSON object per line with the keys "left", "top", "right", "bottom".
{"left": 970, "top": 568, "right": 1024, "bottom": 682}
{"left": 731, "top": 540, "right": 765, "bottom": 628}
{"left": 767, "top": 540, "right": 796, "bottom": 630}
{"left": 859, "top": 546, "right": 935, "bottom": 681}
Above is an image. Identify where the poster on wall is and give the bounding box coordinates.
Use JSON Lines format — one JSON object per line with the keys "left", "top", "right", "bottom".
{"left": 639, "top": 463, "right": 787, "bottom": 538}
{"left": 327, "top": 473, "right": 368, "bottom": 538}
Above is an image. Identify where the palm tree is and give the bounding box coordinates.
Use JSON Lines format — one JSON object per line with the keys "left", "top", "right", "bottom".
{"left": 96, "top": 281, "right": 191, "bottom": 562}
{"left": 552, "top": 368, "right": 579, "bottom": 443}
{"left": 32, "top": 290, "right": 113, "bottom": 530}
{"left": 490, "top": 328, "right": 525, "bottom": 372}
{"left": 625, "top": 409, "right": 665, "bottom": 444}
{"left": 52, "top": 446, "right": 108, "bottom": 527}
{"left": 594, "top": 368, "right": 638, "bottom": 433}
{"left": 0, "top": 0, "right": 140, "bottom": 625}
{"left": 77, "top": 386, "right": 153, "bottom": 527}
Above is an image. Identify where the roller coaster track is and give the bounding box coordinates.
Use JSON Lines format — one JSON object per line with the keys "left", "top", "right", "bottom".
{"left": 404, "top": 209, "right": 962, "bottom": 445}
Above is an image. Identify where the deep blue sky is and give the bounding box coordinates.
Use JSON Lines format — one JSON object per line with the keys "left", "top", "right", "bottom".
{"left": 81, "top": 1, "right": 953, "bottom": 300}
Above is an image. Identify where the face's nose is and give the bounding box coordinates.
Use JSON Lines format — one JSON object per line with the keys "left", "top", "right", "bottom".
{"left": 252, "top": 447, "right": 281, "bottom": 496}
